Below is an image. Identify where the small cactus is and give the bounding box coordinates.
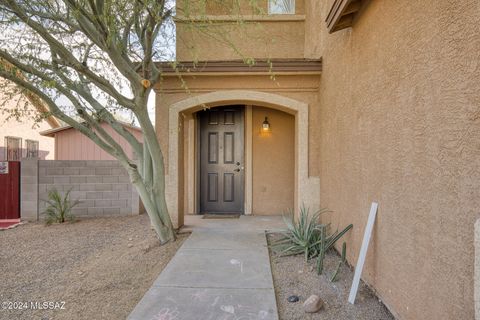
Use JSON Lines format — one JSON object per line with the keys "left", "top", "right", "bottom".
{"left": 330, "top": 261, "right": 342, "bottom": 282}
{"left": 316, "top": 224, "right": 326, "bottom": 275}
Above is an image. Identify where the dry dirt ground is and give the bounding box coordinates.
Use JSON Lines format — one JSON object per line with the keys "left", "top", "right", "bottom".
{"left": 0, "top": 215, "right": 188, "bottom": 320}
{"left": 268, "top": 234, "right": 395, "bottom": 320}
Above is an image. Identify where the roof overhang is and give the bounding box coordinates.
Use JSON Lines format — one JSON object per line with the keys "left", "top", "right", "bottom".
{"left": 1, "top": 59, "right": 61, "bottom": 129}
{"left": 40, "top": 121, "right": 142, "bottom": 137}
{"left": 326, "top": 0, "right": 370, "bottom": 33}
{"left": 23, "top": 92, "right": 61, "bottom": 129}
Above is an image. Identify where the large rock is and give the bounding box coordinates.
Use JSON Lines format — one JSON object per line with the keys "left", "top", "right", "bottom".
{"left": 303, "top": 295, "right": 324, "bottom": 313}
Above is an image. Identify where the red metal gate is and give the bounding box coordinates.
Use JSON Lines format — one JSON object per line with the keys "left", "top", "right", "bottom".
{"left": 0, "top": 161, "right": 20, "bottom": 220}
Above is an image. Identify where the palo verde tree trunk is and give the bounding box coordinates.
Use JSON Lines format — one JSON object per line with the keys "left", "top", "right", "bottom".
{"left": 0, "top": 0, "right": 180, "bottom": 243}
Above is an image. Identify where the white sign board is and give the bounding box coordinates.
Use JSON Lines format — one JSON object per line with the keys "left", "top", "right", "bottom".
{"left": 348, "top": 202, "right": 378, "bottom": 304}
{"left": 0, "top": 162, "right": 8, "bottom": 174}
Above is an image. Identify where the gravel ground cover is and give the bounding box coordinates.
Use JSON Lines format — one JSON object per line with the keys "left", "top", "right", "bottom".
{"left": 0, "top": 215, "right": 188, "bottom": 320}
{"left": 268, "top": 233, "right": 395, "bottom": 320}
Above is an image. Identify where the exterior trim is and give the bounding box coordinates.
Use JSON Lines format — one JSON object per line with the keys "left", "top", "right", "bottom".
{"left": 157, "top": 59, "right": 322, "bottom": 75}
{"left": 175, "top": 15, "right": 306, "bottom": 23}
{"left": 245, "top": 105, "right": 253, "bottom": 215}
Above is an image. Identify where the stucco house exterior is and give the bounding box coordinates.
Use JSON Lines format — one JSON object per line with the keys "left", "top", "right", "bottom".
{"left": 154, "top": 1, "right": 480, "bottom": 319}
{"left": 0, "top": 80, "right": 60, "bottom": 161}
{"left": 40, "top": 122, "right": 143, "bottom": 161}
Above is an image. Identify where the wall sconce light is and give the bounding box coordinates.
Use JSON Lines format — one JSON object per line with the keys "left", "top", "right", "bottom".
{"left": 262, "top": 116, "right": 271, "bottom": 132}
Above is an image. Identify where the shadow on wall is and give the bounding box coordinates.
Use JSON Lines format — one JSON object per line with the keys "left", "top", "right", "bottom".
{"left": 0, "top": 147, "right": 50, "bottom": 160}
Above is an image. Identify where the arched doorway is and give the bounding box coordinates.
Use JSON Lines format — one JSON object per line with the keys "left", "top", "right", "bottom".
{"left": 166, "top": 90, "right": 319, "bottom": 228}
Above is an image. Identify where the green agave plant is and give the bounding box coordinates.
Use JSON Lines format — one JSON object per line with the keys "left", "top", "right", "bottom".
{"left": 271, "top": 205, "right": 353, "bottom": 277}
{"left": 43, "top": 189, "right": 80, "bottom": 225}
{"left": 271, "top": 206, "right": 330, "bottom": 261}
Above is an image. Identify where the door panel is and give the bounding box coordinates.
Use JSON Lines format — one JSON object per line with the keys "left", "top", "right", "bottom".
{"left": 224, "top": 133, "right": 234, "bottom": 163}
{"left": 223, "top": 173, "right": 234, "bottom": 202}
{"left": 200, "top": 106, "right": 244, "bottom": 213}
{"left": 208, "top": 173, "right": 218, "bottom": 202}
{"left": 208, "top": 133, "right": 218, "bottom": 163}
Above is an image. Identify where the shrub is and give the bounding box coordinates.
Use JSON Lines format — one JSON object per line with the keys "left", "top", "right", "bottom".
{"left": 271, "top": 205, "right": 330, "bottom": 261}
{"left": 271, "top": 205, "right": 353, "bottom": 278}
{"left": 43, "top": 189, "right": 80, "bottom": 225}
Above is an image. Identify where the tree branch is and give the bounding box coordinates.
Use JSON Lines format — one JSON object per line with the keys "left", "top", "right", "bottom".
{"left": 4, "top": 0, "right": 137, "bottom": 109}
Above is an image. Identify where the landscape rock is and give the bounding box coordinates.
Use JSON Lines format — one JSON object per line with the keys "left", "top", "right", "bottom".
{"left": 303, "top": 295, "right": 324, "bottom": 313}
{"left": 127, "top": 243, "right": 133, "bottom": 248}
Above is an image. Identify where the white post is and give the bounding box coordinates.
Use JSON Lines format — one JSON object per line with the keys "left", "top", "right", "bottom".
{"left": 348, "top": 202, "right": 378, "bottom": 304}
{"left": 475, "top": 219, "right": 480, "bottom": 319}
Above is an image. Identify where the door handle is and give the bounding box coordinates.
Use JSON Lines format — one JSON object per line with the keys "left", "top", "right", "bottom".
{"left": 234, "top": 168, "right": 241, "bottom": 172}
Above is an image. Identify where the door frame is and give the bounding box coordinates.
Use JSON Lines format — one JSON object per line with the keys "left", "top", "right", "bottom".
{"left": 196, "top": 105, "right": 246, "bottom": 214}
{"left": 190, "top": 105, "right": 255, "bottom": 216}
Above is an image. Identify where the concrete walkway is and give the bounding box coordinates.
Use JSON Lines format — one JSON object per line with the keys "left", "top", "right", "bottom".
{"left": 128, "top": 215, "right": 284, "bottom": 320}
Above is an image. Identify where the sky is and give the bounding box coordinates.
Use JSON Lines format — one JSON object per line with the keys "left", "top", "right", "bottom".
{"left": 0, "top": 2, "right": 177, "bottom": 128}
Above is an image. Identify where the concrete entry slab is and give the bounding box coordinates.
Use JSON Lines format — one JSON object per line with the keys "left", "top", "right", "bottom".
{"left": 128, "top": 216, "right": 283, "bottom": 320}
{"left": 183, "top": 214, "right": 285, "bottom": 232}
{"left": 182, "top": 229, "right": 268, "bottom": 250}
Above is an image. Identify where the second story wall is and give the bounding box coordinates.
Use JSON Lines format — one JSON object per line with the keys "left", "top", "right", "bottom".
{"left": 176, "top": 0, "right": 306, "bottom": 61}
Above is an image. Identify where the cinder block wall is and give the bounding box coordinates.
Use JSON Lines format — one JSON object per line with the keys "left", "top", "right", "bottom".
{"left": 21, "top": 160, "right": 142, "bottom": 220}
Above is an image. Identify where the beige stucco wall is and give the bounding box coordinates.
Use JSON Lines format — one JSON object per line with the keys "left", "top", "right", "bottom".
{"left": 176, "top": 19, "right": 305, "bottom": 61}
{"left": 252, "top": 107, "right": 294, "bottom": 215}
{"left": 314, "top": 1, "right": 480, "bottom": 319}
{"left": 157, "top": 0, "right": 480, "bottom": 318}
{"left": 176, "top": 0, "right": 306, "bottom": 61}
{"left": 0, "top": 85, "right": 55, "bottom": 160}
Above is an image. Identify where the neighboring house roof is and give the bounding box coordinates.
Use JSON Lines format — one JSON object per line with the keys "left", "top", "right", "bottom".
{"left": 23, "top": 91, "right": 61, "bottom": 129}
{"left": 39, "top": 120, "right": 143, "bottom": 137}
{"left": 1, "top": 60, "right": 61, "bottom": 129}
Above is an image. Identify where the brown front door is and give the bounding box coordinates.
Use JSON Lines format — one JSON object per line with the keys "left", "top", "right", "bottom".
{"left": 199, "top": 106, "right": 244, "bottom": 214}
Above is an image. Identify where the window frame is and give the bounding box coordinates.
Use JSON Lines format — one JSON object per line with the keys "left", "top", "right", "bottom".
{"left": 26, "top": 139, "right": 39, "bottom": 159}
{"left": 268, "top": 0, "right": 295, "bottom": 15}
{"left": 5, "top": 136, "right": 22, "bottom": 161}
